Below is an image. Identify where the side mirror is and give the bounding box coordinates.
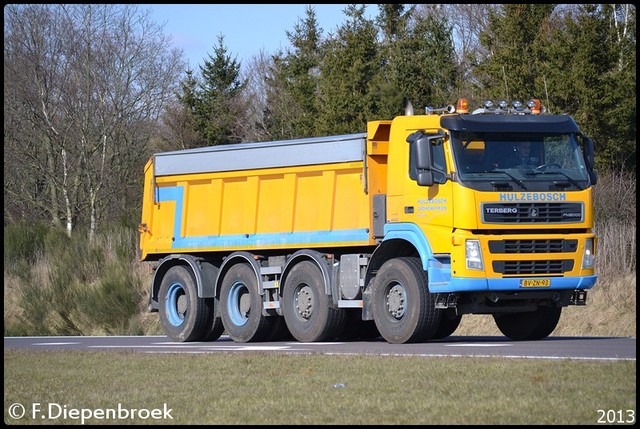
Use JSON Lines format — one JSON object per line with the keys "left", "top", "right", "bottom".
{"left": 582, "top": 136, "right": 597, "bottom": 185}
{"left": 407, "top": 130, "right": 447, "bottom": 187}
{"left": 407, "top": 131, "right": 433, "bottom": 186}
{"left": 583, "top": 137, "right": 595, "bottom": 170}
{"left": 414, "top": 135, "right": 432, "bottom": 170}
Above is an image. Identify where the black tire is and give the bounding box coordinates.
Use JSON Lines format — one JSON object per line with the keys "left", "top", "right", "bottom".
{"left": 158, "top": 265, "right": 213, "bottom": 342}
{"left": 264, "top": 316, "right": 293, "bottom": 341}
{"left": 219, "top": 263, "right": 273, "bottom": 343}
{"left": 201, "top": 297, "right": 225, "bottom": 341}
{"left": 282, "top": 260, "right": 345, "bottom": 342}
{"left": 432, "top": 310, "right": 462, "bottom": 340}
{"left": 371, "top": 257, "right": 441, "bottom": 344}
{"left": 337, "top": 309, "right": 380, "bottom": 341}
{"left": 493, "top": 305, "right": 562, "bottom": 341}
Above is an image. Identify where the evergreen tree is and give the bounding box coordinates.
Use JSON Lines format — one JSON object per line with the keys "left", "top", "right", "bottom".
{"left": 399, "top": 5, "right": 458, "bottom": 110}
{"left": 265, "top": 6, "right": 323, "bottom": 139}
{"left": 372, "top": 5, "right": 458, "bottom": 117}
{"left": 474, "top": 4, "right": 556, "bottom": 101}
{"left": 542, "top": 4, "right": 636, "bottom": 171}
{"left": 316, "top": 4, "right": 379, "bottom": 135}
{"left": 262, "top": 51, "right": 293, "bottom": 140}
{"left": 168, "top": 68, "right": 206, "bottom": 148}
{"left": 196, "top": 34, "right": 247, "bottom": 146}
{"left": 373, "top": 4, "right": 414, "bottom": 118}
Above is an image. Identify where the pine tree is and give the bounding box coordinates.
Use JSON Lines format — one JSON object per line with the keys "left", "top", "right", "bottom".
{"left": 316, "top": 4, "right": 379, "bottom": 135}
{"left": 373, "top": 4, "right": 413, "bottom": 118}
{"left": 542, "top": 5, "right": 636, "bottom": 171}
{"left": 196, "top": 34, "right": 247, "bottom": 145}
{"left": 265, "top": 5, "right": 323, "bottom": 139}
{"left": 474, "top": 4, "right": 556, "bottom": 101}
{"left": 398, "top": 5, "right": 458, "bottom": 110}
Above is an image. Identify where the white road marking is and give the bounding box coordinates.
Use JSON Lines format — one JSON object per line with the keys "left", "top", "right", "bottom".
{"left": 237, "top": 346, "right": 291, "bottom": 350}
{"left": 446, "top": 343, "right": 513, "bottom": 347}
{"left": 89, "top": 344, "right": 291, "bottom": 350}
{"left": 32, "top": 342, "right": 81, "bottom": 346}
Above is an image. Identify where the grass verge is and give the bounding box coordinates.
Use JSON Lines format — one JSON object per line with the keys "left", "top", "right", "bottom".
{"left": 4, "top": 349, "right": 636, "bottom": 425}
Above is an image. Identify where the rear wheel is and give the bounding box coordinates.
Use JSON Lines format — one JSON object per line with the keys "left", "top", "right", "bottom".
{"left": 201, "top": 298, "right": 225, "bottom": 341}
{"left": 282, "top": 260, "right": 345, "bottom": 342}
{"left": 337, "top": 309, "right": 380, "bottom": 341}
{"left": 220, "top": 263, "right": 272, "bottom": 342}
{"left": 159, "top": 265, "right": 213, "bottom": 342}
{"left": 493, "top": 305, "right": 562, "bottom": 340}
{"left": 264, "top": 316, "right": 293, "bottom": 341}
{"left": 371, "top": 257, "right": 440, "bottom": 344}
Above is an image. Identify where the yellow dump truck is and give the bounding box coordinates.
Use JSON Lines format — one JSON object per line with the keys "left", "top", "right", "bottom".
{"left": 139, "top": 98, "right": 598, "bottom": 344}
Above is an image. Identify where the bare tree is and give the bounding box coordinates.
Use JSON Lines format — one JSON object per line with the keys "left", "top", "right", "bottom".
{"left": 434, "top": 4, "right": 498, "bottom": 98}
{"left": 4, "top": 4, "right": 184, "bottom": 238}
{"left": 239, "top": 49, "right": 279, "bottom": 143}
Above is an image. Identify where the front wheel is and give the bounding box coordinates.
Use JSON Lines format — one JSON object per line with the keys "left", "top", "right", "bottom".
{"left": 493, "top": 305, "right": 562, "bottom": 340}
{"left": 159, "top": 265, "right": 213, "bottom": 342}
{"left": 371, "top": 257, "right": 440, "bottom": 344}
{"left": 432, "top": 310, "right": 462, "bottom": 340}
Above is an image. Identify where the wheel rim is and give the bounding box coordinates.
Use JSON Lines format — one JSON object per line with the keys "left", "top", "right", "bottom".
{"left": 228, "top": 281, "right": 250, "bottom": 326}
{"left": 385, "top": 282, "right": 406, "bottom": 319}
{"left": 294, "top": 284, "right": 314, "bottom": 321}
{"left": 166, "top": 283, "right": 187, "bottom": 327}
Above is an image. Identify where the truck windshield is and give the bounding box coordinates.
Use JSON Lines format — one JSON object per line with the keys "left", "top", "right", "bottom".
{"left": 450, "top": 131, "right": 590, "bottom": 191}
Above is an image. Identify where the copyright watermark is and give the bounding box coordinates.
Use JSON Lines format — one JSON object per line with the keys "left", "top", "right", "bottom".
{"left": 7, "top": 402, "right": 173, "bottom": 424}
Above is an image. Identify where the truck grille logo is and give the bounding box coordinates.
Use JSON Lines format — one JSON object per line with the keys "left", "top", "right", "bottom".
{"left": 481, "top": 202, "right": 584, "bottom": 224}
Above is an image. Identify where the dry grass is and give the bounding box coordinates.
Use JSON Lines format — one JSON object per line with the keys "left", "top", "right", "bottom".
{"left": 456, "top": 272, "right": 636, "bottom": 338}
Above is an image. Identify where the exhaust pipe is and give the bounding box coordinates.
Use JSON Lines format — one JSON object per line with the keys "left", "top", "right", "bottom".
{"left": 403, "top": 97, "right": 414, "bottom": 116}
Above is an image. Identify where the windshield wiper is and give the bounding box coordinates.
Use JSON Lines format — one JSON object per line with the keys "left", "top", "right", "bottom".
{"left": 486, "top": 169, "right": 527, "bottom": 190}
{"left": 525, "top": 168, "right": 585, "bottom": 190}
{"left": 464, "top": 168, "right": 528, "bottom": 190}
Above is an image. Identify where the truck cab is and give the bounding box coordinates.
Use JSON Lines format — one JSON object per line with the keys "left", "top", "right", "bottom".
{"left": 364, "top": 98, "right": 597, "bottom": 342}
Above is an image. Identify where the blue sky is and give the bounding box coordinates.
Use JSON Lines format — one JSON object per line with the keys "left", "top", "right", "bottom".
{"left": 146, "top": 4, "right": 377, "bottom": 69}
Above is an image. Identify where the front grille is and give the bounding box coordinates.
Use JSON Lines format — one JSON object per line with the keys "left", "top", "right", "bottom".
{"left": 489, "top": 239, "right": 578, "bottom": 254}
{"left": 482, "top": 202, "right": 583, "bottom": 224}
{"left": 493, "top": 260, "right": 574, "bottom": 275}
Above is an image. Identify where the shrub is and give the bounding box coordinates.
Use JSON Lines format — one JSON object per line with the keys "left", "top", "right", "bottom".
{"left": 3, "top": 222, "right": 49, "bottom": 279}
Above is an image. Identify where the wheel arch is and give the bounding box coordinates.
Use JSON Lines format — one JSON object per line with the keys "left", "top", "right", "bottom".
{"left": 281, "top": 249, "right": 333, "bottom": 296}
{"left": 150, "top": 254, "right": 218, "bottom": 311}
{"left": 366, "top": 223, "right": 451, "bottom": 292}
{"left": 216, "top": 251, "right": 263, "bottom": 298}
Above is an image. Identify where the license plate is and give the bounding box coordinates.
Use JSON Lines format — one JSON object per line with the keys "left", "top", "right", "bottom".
{"left": 520, "top": 279, "right": 551, "bottom": 288}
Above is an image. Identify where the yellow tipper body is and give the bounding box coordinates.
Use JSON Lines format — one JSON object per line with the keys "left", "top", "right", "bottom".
{"left": 140, "top": 130, "right": 389, "bottom": 260}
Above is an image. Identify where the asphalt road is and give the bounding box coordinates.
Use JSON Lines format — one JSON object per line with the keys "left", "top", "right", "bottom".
{"left": 4, "top": 335, "right": 635, "bottom": 361}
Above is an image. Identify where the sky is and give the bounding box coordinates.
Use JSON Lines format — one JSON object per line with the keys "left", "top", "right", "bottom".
{"left": 146, "top": 4, "right": 377, "bottom": 70}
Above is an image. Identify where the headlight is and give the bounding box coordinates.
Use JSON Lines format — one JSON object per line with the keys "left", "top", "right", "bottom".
{"left": 582, "top": 238, "right": 595, "bottom": 269}
{"left": 466, "top": 239, "right": 484, "bottom": 270}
